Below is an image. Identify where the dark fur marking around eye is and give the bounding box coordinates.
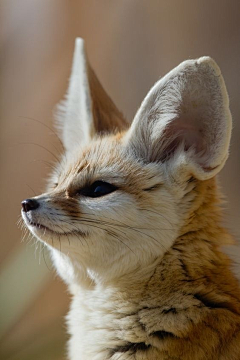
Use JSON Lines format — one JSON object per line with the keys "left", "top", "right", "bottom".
{"left": 109, "top": 342, "right": 151, "bottom": 356}
{"left": 143, "top": 183, "right": 162, "bottom": 192}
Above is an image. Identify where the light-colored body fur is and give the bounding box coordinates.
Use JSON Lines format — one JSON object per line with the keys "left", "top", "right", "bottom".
{"left": 22, "top": 38, "right": 240, "bottom": 359}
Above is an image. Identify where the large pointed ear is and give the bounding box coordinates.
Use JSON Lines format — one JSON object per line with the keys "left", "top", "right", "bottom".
{"left": 56, "top": 38, "right": 127, "bottom": 152}
{"left": 126, "top": 57, "right": 232, "bottom": 180}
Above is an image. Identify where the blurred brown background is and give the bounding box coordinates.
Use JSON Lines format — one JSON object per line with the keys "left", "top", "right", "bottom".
{"left": 0, "top": 1, "right": 240, "bottom": 359}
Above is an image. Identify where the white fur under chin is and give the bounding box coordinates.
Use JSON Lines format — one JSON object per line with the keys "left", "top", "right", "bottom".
{"left": 67, "top": 285, "right": 123, "bottom": 360}
{"left": 66, "top": 258, "right": 165, "bottom": 360}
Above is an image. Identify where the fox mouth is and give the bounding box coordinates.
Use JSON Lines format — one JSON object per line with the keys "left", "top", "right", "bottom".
{"left": 25, "top": 216, "right": 63, "bottom": 235}
{"left": 27, "top": 220, "right": 55, "bottom": 233}
{"left": 22, "top": 212, "right": 88, "bottom": 237}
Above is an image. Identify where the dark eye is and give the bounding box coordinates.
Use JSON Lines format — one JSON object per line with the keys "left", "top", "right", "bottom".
{"left": 79, "top": 181, "right": 117, "bottom": 198}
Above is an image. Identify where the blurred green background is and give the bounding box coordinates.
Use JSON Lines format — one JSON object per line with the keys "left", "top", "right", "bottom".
{"left": 1, "top": 1, "right": 240, "bottom": 359}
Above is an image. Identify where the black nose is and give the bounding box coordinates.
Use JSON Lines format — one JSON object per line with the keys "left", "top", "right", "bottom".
{"left": 21, "top": 199, "right": 39, "bottom": 212}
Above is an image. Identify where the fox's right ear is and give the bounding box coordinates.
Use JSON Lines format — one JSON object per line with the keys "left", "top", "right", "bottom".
{"left": 56, "top": 38, "right": 126, "bottom": 152}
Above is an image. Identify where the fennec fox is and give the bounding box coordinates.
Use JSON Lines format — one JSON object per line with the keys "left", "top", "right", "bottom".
{"left": 22, "top": 38, "right": 240, "bottom": 359}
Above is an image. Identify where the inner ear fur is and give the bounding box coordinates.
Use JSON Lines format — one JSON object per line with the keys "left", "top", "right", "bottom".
{"left": 87, "top": 64, "right": 128, "bottom": 134}
{"left": 127, "top": 57, "right": 232, "bottom": 180}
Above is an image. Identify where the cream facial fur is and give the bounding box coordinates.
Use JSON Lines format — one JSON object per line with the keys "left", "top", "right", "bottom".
{"left": 22, "top": 38, "right": 240, "bottom": 360}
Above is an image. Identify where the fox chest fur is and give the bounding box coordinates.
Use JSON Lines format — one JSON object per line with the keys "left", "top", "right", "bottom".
{"left": 21, "top": 38, "right": 240, "bottom": 359}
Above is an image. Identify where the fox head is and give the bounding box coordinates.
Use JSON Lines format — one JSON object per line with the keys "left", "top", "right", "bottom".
{"left": 21, "top": 38, "right": 232, "bottom": 288}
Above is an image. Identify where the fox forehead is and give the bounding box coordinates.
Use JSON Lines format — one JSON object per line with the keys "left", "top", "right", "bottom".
{"left": 52, "top": 134, "right": 165, "bottom": 195}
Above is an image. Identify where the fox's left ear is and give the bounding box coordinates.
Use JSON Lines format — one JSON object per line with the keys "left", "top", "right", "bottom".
{"left": 57, "top": 38, "right": 127, "bottom": 152}
{"left": 127, "top": 57, "right": 232, "bottom": 180}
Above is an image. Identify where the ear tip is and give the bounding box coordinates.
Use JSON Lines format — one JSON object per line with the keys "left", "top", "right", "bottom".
{"left": 75, "top": 37, "right": 85, "bottom": 46}
{"left": 196, "top": 56, "right": 222, "bottom": 76}
{"left": 74, "top": 37, "right": 86, "bottom": 56}
{"left": 181, "top": 56, "right": 222, "bottom": 77}
{"left": 190, "top": 56, "right": 230, "bottom": 112}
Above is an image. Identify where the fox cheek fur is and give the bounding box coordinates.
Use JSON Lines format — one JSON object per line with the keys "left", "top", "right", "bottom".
{"left": 21, "top": 38, "right": 240, "bottom": 360}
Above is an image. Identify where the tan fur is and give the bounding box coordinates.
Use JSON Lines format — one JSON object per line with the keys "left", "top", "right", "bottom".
{"left": 108, "top": 179, "right": 240, "bottom": 359}
{"left": 21, "top": 40, "right": 240, "bottom": 359}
